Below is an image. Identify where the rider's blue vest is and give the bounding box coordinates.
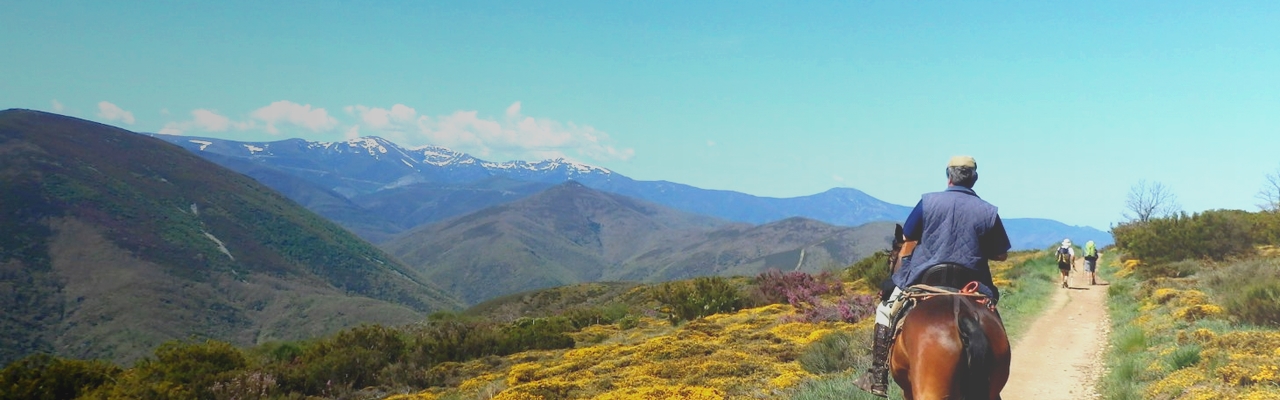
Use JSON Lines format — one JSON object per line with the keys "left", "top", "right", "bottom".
{"left": 892, "top": 186, "right": 1001, "bottom": 300}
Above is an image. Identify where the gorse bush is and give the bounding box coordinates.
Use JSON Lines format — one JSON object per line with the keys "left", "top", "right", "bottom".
{"left": 650, "top": 276, "right": 747, "bottom": 324}
{"left": 0, "top": 353, "right": 120, "bottom": 400}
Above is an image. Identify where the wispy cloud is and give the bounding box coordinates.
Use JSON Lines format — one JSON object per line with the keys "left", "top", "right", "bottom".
{"left": 160, "top": 100, "right": 633, "bottom": 162}
{"left": 97, "top": 101, "right": 135, "bottom": 124}
{"left": 160, "top": 109, "right": 252, "bottom": 135}
{"left": 343, "top": 101, "right": 633, "bottom": 161}
{"left": 160, "top": 100, "right": 340, "bottom": 136}
{"left": 51, "top": 100, "right": 64, "bottom": 112}
{"left": 251, "top": 101, "right": 338, "bottom": 134}
{"left": 707, "top": 140, "right": 717, "bottom": 147}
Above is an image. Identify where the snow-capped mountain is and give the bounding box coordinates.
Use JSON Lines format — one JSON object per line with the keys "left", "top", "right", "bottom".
{"left": 158, "top": 135, "right": 617, "bottom": 195}
{"left": 152, "top": 134, "right": 1112, "bottom": 249}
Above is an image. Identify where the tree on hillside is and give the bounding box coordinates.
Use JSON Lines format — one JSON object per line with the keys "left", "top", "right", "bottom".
{"left": 1124, "top": 179, "right": 1180, "bottom": 222}
{"left": 1257, "top": 165, "right": 1280, "bottom": 211}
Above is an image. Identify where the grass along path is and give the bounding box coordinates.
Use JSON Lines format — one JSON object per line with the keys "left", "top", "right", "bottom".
{"left": 1001, "top": 256, "right": 1111, "bottom": 399}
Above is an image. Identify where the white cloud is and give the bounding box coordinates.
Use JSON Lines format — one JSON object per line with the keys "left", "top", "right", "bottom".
{"left": 707, "top": 140, "right": 716, "bottom": 147}
{"left": 832, "top": 174, "right": 845, "bottom": 183}
{"left": 347, "top": 104, "right": 417, "bottom": 130}
{"left": 195, "top": 109, "right": 245, "bottom": 131}
{"left": 405, "top": 101, "right": 634, "bottom": 161}
{"left": 97, "top": 101, "right": 135, "bottom": 124}
{"left": 51, "top": 100, "right": 64, "bottom": 112}
{"left": 250, "top": 101, "right": 338, "bottom": 134}
{"left": 343, "top": 124, "right": 361, "bottom": 140}
{"left": 160, "top": 109, "right": 252, "bottom": 135}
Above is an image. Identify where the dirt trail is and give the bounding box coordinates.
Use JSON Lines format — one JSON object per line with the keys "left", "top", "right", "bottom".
{"left": 1001, "top": 258, "right": 1110, "bottom": 400}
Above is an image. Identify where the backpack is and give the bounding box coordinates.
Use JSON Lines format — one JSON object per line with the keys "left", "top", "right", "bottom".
{"left": 1056, "top": 246, "right": 1071, "bottom": 263}
{"left": 1085, "top": 241, "right": 1098, "bottom": 260}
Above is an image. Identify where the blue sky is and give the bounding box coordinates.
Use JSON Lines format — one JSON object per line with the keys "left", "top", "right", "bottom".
{"left": 4, "top": 1, "right": 1279, "bottom": 231}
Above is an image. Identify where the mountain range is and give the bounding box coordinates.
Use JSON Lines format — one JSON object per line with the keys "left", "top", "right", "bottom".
{"left": 153, "top": 134, "right": 1113, "bottom": 250}
{"left": 383, "top": 181, "right": 896, "bottom": 304}
{"left": 0, "top": 110, "right": 461, "bottom": 365}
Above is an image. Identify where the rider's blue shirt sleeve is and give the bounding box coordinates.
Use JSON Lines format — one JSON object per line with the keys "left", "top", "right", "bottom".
{"left": 981, "top": 215, "right": 1012, "bottom": 257}
{"left": 903, "top": 200, "right": 924, "bottom": 241}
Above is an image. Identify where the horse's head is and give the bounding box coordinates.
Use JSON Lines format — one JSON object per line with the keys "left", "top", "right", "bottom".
{"left": 888, "top": 224, "right": 906, "bottom": 273}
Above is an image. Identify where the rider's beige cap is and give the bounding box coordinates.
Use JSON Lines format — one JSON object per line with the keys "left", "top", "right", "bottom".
{"left": 948, "top": 155, "right": 977, "bottom": 169}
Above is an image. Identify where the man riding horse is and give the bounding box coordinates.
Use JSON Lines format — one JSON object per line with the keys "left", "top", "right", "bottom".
{"left": 854, "top": 155, "right": 1012, "bottom": 397}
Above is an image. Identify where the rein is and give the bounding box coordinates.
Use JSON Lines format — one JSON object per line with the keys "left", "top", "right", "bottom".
{"left": 902, "top": 282, "right": 996, "bottom": 310}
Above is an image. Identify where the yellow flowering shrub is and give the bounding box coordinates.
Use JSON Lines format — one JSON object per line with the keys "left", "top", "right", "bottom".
{"left": 594, "top": 384, "right": 726, "bottom": 400}
{"left": 1173, "top": 304, "right": 1225, "bottom": 322}
{"left": 1122, "top": 273, "right": 1280, "bottom": 400}
{"left": 389, "top": 302, "right": 853, "bottom": 399}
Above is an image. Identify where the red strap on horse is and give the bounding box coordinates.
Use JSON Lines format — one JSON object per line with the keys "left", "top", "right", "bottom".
{"left": 961, "top": 281, "right": 997, "bottom": 311}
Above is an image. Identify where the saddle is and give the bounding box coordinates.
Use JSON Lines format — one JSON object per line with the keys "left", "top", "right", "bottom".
{"left": 889, "top": 263, "right": 991, "bottom": 335}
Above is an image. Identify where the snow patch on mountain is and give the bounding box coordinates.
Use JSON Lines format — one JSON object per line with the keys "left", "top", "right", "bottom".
{"left": 482, "top": 158, "right": 612, "bottom": 175}
{"left": 188, "top": 140, "right": 213, "bottom": 151}
{"left": 411, "top": 144, "right": 472, "bottom": 167}
{"left": 244, "top": 144, "right": 265, "bottom": 154}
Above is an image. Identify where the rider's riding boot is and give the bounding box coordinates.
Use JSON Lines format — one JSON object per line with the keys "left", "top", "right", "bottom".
{"left": 853, "top": 324, "right": 893, "bottom": 397}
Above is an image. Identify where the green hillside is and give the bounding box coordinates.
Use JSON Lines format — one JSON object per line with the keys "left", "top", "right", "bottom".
{"left": 384, "top": 182, "right": 892, "bottom": 305}
{"left": 0, "top": 109, "right": 462, "bottom": 365}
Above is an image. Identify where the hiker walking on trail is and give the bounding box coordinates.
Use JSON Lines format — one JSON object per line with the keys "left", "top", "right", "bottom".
{"left": 853, "top": 155, "right": 1012, "bottom": 397}
{"left": 1083, "top": 240, "right": 1102, "bottom": 285}
{"left": 1056, "top": 239, "right": 1075, "bottom": 288}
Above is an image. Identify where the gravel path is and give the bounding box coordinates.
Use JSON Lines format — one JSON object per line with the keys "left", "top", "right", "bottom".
{"left": 1001, "top": 259, "right": 1110, "bottom": 399}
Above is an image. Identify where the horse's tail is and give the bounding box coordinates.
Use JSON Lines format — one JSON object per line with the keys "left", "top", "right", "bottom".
{"left": 956, "top": 298, "right": 994, "bottom": 400}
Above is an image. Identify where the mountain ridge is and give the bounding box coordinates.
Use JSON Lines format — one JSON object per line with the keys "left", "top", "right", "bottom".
{"left": 0, "top": 109, "right": 462, "bottom": 365}
{"left": 384, "top": 182, "right": 893, "bottom": 305}
{"left": 154, "top": 133, "right": 1112, "bottom": 249}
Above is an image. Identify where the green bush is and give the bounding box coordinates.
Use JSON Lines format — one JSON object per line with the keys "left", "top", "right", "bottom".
{"left": 408, "top": 320, "right": 504, "bottom": 366}
{"left": 617, "top": 315, "right": 641, "bottom": 330}
{"left": 1224, "top": 282, "right": 1280, "bottom": 326}
{"left": 501, "top": 317, "right": 576, "bottom": 352}
{"left": 798, "top": 330, "right": 867, "bottom": 374}
{"left": 844, "top": 250, "right": 893, "bottom": 290}
{"left": 106, "top": 339, "right": 248, "bottom": 400}
{"left": 0, "top": 354, "right": 120, "bottom": 400}
{"left": 650, "top": 276, "right": 747, "bottom": 324}
{"left": 1168, "top": 344, "right": 1201, "bottom": 371}
{"left": 1112, "top": 209, "right": 1256, "bottom": 266}
{"left": 276, "top": 324, "right": 405, "bottom": 395}
{"left": 561, "top": 305, "right": 623, "bottom": 329}
{"left": 1200, "top": 258, "right": 1280, "bottom": 326}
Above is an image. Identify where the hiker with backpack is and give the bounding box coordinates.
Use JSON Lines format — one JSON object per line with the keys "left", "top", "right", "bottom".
{"left": 1083, "top": 240, "right": 1102, "bottom": 285}
{"left": 1056, "top": 239, "right": 1075, "bottom": 288}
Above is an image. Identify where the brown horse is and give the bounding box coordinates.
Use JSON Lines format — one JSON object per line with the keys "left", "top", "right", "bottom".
{"left": 885, "top": 225, "right": 1012, "bottom": 400}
